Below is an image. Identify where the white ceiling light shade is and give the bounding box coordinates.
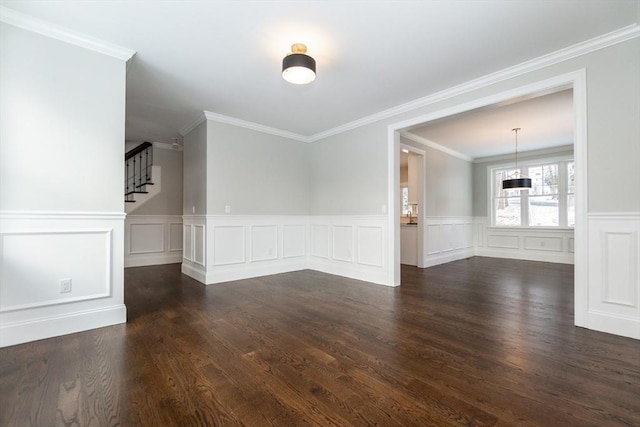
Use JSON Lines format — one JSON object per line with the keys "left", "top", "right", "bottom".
{"left": 282, "top": 43, "right": 316, "bottom": 84}
{"left": 502, "top": 127, "right": 532, "bottom": 190}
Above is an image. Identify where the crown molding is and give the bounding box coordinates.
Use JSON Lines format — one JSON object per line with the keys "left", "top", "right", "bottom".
{"left": 0, "top": 6, "right": 135, "bottom": 62}
{"left": 202, "top": 111, "right": 310, "bottom": 142}
{"left": 400, "top": 132, "right": 473, "bottom": 162}
{"left": 179, "top": 111, "right": 310, "bottom": 142}
{"left": 178, "top": 111, "right": 207, "bottom": 136}
{"left": 473, "top": 145, "right": 574, "bottom": 164}
{"left": 308, "top": 24, "right": 640, "bottom": 143}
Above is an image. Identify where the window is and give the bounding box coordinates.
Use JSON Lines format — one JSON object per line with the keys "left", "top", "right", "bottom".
{"left": 491, "top": 157, "right": 574, "bottom": 227}
{"left": 401, "top": 187, "right": 410, "bottom": 215}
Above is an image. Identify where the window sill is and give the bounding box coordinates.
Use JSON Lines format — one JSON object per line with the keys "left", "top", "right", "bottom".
{"left": 487, "top": 226, "right": 575, "bottom": 232}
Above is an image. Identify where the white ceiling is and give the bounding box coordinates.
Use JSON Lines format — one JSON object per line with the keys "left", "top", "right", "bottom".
{"left": 407, "top": 89, "right": 575, "bottom": 159}
{"left": 3, "top": 1, "right": 639, "bottom": 152}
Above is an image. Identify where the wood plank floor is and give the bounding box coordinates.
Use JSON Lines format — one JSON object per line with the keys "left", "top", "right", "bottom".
{"left": 1, "top": 257, "right": 639, "bottom": 426}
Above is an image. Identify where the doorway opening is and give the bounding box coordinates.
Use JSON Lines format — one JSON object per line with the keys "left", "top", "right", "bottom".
{"left": 399, "top": 144, "right": 425, "bottom": 268}
{"left": 386, "top": 70, "right": 587, "bottom": 328}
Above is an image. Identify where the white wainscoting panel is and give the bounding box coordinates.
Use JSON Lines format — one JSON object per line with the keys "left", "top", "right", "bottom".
{"left": 129, "top": 223, "right": 164, "bottom": 254}
{"left": 250, "top": 225, "right": 278, "bottom": 262}
{"left": 213, "top": 226, "right": 245, "bottom": 266}
{"left": 1, "top": 230, "right": 111, "bottom": 312}
{"left": 311, "top": 225, "right": 329, "bottom": 259}
{"left": 183, "top": 224, "right": 193, "bottom": 261}
{"left": 358, "top": 226, "right": 384, "bottom": 267}
{"left": 524, "top": 236, "right": 562, "bottom": 252}
{"left": 183, "top": 216, "right": 390, "bottom": 286}
{"left": 0, "top": 211, "right": 126, "bottom": 348}
{"left": 169, "top": 223, "right": 183, "bottom": 252}
{"left": 181, "top": 216, "right": 206, "bottom": 282}
{"left": 202, "top": 216, "right": 309, "bottom": 285}
{"left": 283, "top": 224, "right": 306, "bottom": 258}
{"left": 193, "top": 225, "right": 206, "bottom": 266}
{"left": 587, "top": 214, "right": 640, "bottom": 339}
{"left": 487, "top": 234, "right": 520, "bottom": 249}
{"left": 474, "top": 217, "right": 575, "bottom": 264}
{"left": 310, "top": 216, "right": 389, "bottom": 286}
{"left": 423, "top": 217, "right": 474, "bottom": 267}
{"left": 333, "top": 225, "right": 353, "bottom": 263}
{"left": 125, "top": 215, "right": 183, "bottom": 267}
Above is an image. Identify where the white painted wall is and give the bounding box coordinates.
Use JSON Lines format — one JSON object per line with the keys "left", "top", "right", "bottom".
{"left": 0, "top": 22, "right": 132, "bottom": 347}
{"left": 0, "top": 24, "right": 126, "bottom": 213}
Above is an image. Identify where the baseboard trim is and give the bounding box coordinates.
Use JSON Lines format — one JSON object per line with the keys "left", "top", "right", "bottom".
{"left": 125, "top": 253, "right": 183, "bottom": 268}
{"left": 587, "top": 310, "right": 640, "bottom": 340}
{"left": 181, "top": 262, "right": 207, "bottom": 283}
{"left": 309, "top": 260, "right": 392, "bottom": 287}
{"left": 475, "top": 248, "right": 574, "bottom": 264}
{"left": 423, "top": 248, "right": 474, "bottom": 268}
{"left": 204, "top": 260, "right": 308, "bottom": 285}
{"left": 0, "top": 304, "right": 126, "bottom": 348}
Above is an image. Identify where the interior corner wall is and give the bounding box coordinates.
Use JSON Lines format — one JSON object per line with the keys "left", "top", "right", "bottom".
{"left": 0, "top": 22, "right": 129, "bottom": 347}
{"left": 183, "top": 121, "right": 207, "bottom": 216}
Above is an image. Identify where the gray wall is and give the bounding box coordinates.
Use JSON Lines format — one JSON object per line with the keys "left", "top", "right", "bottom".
{"left": 206, "top": 121, "right": 310, "bottom": 215}
{"left": 0, "top": 23, "right": 125, "bottom": 212}
{"left": 473, "top": 146, "right": 574, "bottom": 217}
{"left": 425, "top": 147, "right": 473, "bottom": 217}
{"left": 183, "top": 121, "right": 207, "bottom": 215}
{"left": 311, "top": 37, "right": 640, "bottom": 216}
{"left": 310, "top": 122, "right": 388, "bottom": 215}
{"left": 132, "top": 146, "right": 183, "bottom": 215}
{"left": 401, "top": 137, "right": 473, "bottom": 217}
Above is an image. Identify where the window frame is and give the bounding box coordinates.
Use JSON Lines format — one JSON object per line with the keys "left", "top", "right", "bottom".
{"left": 488, "top": 154, "right": 574, "bottom": 229}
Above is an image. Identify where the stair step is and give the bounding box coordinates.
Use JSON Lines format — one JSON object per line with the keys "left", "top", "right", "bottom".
{"left": 125, "top": 190, "right": 149, "bottom": 196}
{"left": 135, "top": 182, "right": 154, "bottom": 188}
{"left": 125, "top": 200, "right": 136, "bottom": 203}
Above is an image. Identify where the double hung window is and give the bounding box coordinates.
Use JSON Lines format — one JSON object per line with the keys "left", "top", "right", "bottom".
{"left": 491, "top": 157, "right": 574, "bottom": 227}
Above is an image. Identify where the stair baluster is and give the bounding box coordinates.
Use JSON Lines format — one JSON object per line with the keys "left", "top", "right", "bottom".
{"left": 124, "top": 141, "right": 154, "bottom": 203}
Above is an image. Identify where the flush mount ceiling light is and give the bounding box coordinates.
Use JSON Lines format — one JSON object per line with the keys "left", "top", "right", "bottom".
{"left": 282, "top": 43, "right": 316, "bottom": 84}
{"left": 502, "top": 127, "right": 532, "bottom": 190}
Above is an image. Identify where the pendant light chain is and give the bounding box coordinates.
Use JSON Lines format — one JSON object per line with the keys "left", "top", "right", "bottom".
{"left": 502, "top": 127, "right": 531, "bottom": 190}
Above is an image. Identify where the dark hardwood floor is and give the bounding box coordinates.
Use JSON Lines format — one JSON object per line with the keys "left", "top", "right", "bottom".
{"left": 1, "top": 257, "right": 639, "bottom": 426}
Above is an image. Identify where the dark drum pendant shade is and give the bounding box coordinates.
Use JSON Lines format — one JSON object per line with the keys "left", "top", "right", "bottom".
{"left": 503, "top": 177, "right": 532, "bottom": 190}
{"left": 502, "top": 127, "right": 532, "bottom": 191}
{"left": 282, "top": 43, "right": 316, "bottom": 84}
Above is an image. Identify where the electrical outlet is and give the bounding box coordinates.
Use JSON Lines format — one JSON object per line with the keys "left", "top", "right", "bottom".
{"left": 60, "top": 279, "right": 72, "bottom": 293}
{"left": 225, "top": 205, "right": 231, "bottom": 213}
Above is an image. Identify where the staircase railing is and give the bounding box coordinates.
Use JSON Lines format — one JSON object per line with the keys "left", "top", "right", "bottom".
{"left": 125, "top": 141, "right": 154, "bottom": 203}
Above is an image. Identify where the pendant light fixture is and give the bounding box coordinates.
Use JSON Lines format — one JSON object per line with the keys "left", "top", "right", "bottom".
{"left": 502, "top": 127, "right": 532, "bottom": 190}
{"left": 282, "top": 43, "right": 316, "bottom": 84}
